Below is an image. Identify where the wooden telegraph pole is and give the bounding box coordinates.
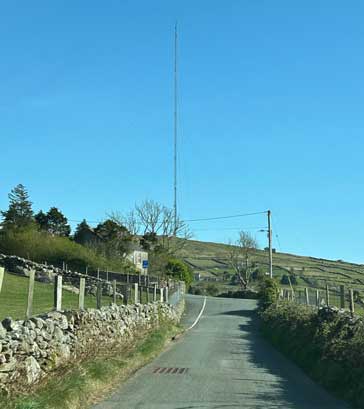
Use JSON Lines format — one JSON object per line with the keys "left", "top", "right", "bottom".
{"left": 268, "top": 210, "right": 273, "bottom": 278}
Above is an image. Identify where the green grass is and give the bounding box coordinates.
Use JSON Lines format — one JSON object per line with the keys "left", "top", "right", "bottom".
{"left": 183, "top": 239, "right": 364, "bottom": 312}
{"left": 0, "top": 272, "right": 123, "bottom": 320}
{"left": 181, "top": 239, "right": 364, "bottom": 293}
{"left": 0, "top": 323, "right": 180, "bottom": 409}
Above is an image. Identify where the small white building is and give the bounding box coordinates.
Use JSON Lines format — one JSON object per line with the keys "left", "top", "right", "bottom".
{"left": 128, "top": 250, "right": 149, "bottom": 275}
{"left": 194, "top": 272, "right": 201, "bottom": 281}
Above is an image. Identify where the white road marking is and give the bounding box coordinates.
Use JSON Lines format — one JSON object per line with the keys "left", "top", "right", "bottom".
{"left": 186, "top": 296, "right": 207, "bottom": 331}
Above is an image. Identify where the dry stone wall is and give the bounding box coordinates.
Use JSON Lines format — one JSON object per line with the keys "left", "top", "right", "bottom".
{"left": 0, "top": 254, "right": 114, "bottom": 295}
{"left": 0, "top": 301, "right": 184, "bottom": 394}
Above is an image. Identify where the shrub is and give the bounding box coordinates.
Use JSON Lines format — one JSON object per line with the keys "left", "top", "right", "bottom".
{"left": 251, "top": 268, "right": 265, "bottom": 281}
{"left": 261, "top": 303, "right": 364, "bottom": 407}
{"left": 280, "top": 274, "right": 297, "bottom": 285}
{"left": 0, "top": 227, "right": 125, "bottom": 272}
{"left": 165, "top": 258, "right": 193, "bottom": 286}
{"left": 189, "top": 286, "right": 203, "bottom": 295}
{"left": 258, "top": 277, "right": 279, "bottom": 309}
{"left": 205, "top": 284, "right": 219, "bottom": 297}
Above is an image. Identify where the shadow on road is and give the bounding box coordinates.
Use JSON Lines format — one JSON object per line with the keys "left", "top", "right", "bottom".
{"left": 220, "top": 309, "right": 257, "bottom": 318}
{"left": 216, "top": 308, "right": 348, "bottom": 409}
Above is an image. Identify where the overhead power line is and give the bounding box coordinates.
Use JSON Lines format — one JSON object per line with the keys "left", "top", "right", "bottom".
{"left": 184, "top": 211, "right": 267, "bottom": 223}
{"left": 192, "top": 226, "right": 267, "bottom": 232}
{"left": 68, "top": 210, "right": 268, "bottom": 227}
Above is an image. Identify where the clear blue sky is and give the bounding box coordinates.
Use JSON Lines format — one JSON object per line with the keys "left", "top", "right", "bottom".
{"left": 1, "top": 1, "right": 364, "bottom": 262}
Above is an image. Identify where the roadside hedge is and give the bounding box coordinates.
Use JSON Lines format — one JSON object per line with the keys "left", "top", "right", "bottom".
{"left": 261, "top": 302, "right": 364, "bottom": 408}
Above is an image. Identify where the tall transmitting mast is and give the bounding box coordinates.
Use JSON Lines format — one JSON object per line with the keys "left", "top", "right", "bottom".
{"left": 173, "top": 22, "right": 178, "bottom": 236}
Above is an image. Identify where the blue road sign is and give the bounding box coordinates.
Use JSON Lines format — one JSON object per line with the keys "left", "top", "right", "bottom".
{"left": 142, "top": 260, "right": 149, "bottom": 268}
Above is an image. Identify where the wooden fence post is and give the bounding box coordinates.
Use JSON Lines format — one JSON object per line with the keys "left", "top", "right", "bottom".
{"left": 113, "top": 280, "right": 117, "bottom": 304}
{"left": 139, "top": 285, "right": 143, "bottom": 304}
{"left": 154, "top": 284, "right": 157, "bottom": 302}
{"left": 340, "top": 285, "right": 345, "bottom": 309}
{"left": 0, "top": 267, "right": 4, "bottom": 294}
{"left": 54, "top": 275, "right": 63, "bottom": 311}
{"left": 26, "top": 270, "right": 35, "bottom": 319}
{"left": 349, "top": 289, "right": 355, "bottom": 316}
{"left": 97, "top": 268, "right": 100, "bottom": 280}
{"left": 160, "top": 288, "right": 164, "bottom": 303}
{"left": 325, "top": 284, "right": 330, "bottom": 307}
{"left": 316, "top": 289, "right": 320, "bottom": 307}
{"left": 122, "top": 284, "right": 128, "bottom": 305}
{"left": 165, "top": 287, "right": 169, "bottom": 304}
{"left": 304, "top": 288, "right": 309, "bottom": 305}
{"left": 134, "top": 283, "right": 138, "bottom": 304}
{"left": 96, "top": 281, "right": 102, "bottom": 309}
{"left": 79, "top": 277, "right": 85, "bottom": 310}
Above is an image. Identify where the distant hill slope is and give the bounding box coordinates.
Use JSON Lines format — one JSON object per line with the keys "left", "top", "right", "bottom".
{"left": 180, "top": 239, "right": 364, "bottom": 290}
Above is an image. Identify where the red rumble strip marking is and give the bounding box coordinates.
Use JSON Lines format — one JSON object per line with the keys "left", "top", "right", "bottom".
{"left": 153, "top": 367, "right": 189, "bottom": 374}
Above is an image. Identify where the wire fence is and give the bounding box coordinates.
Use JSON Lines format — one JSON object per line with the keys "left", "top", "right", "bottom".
{"left": 0, "top": 266, "right": 183, "bottom": 321}
{"left": 279, "top": 283, "right": 364, "bottom": 316}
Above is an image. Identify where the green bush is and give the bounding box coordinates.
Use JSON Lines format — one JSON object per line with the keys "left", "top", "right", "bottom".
{"left": 165, "top": 258, "right": 193, "bottom": 286}
{"left": 190, "top": 287, "right": 203, "bottom": 295}
{"left": 258, "top": 277, "right": 279, "bottom": 309}
{"left": 0, "top": 227, "right": 124, "bottom": 272}
{"left": 261, "top": 303, "right": 364, "bottom": 407}
{"left": 280, "top": 274, "right": 297, "bottom": 285}
{"left": 205, "top": 283, "right": 219, "bottom": 297}
{"left": 251, "top": 268, "right": 265, "bottom": 281}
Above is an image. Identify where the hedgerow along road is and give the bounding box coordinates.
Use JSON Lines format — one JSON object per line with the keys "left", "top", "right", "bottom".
{"left": 93, "top": 295, "right": 349, "bottom": 409}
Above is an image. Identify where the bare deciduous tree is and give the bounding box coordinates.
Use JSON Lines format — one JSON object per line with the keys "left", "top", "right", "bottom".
{"left": 109, "top": 200, "right": 192, "bottom": 259}
{"left": 135, "top": 200, "right": 163, "bottom": 234}
{"left": 108, "top": 210, "right": 140, "bottom": 236}
{"left": 227, "top": 231, "right": 258, "bottom": 289}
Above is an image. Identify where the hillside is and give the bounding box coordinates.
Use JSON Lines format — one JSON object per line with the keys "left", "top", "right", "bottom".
{"left": 181, "top": 239, "right": 364, "bottom": 292}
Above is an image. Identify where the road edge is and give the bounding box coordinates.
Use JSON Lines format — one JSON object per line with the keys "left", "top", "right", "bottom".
{"left": 186, "top": 296, "right": 207, "bottom": 331}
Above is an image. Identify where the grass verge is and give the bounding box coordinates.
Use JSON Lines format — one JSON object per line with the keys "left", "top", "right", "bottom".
{"left": 1, "top": 322, "right": 181, "bottom": 409}
{"left": 0, "top": 272, "right": 119, "bottom": 320}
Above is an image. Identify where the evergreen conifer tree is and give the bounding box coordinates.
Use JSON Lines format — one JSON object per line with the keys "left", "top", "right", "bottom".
{"left": 1, "top": 184, "right": 34, "bottom": 229}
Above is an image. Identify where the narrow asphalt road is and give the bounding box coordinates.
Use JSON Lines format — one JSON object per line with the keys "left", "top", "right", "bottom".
{"left": 93, "top": 295, "right": 349, "bottom": 409}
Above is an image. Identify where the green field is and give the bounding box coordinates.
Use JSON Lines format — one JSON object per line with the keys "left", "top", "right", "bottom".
{"left": 0, "top": 272, "right": 123, "bottom": 320}
{"left": 3, "top": 237, "right": 364, "bottom": 318}
{"left": 181, "top": 239, "right": 364, "bottom": 295}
